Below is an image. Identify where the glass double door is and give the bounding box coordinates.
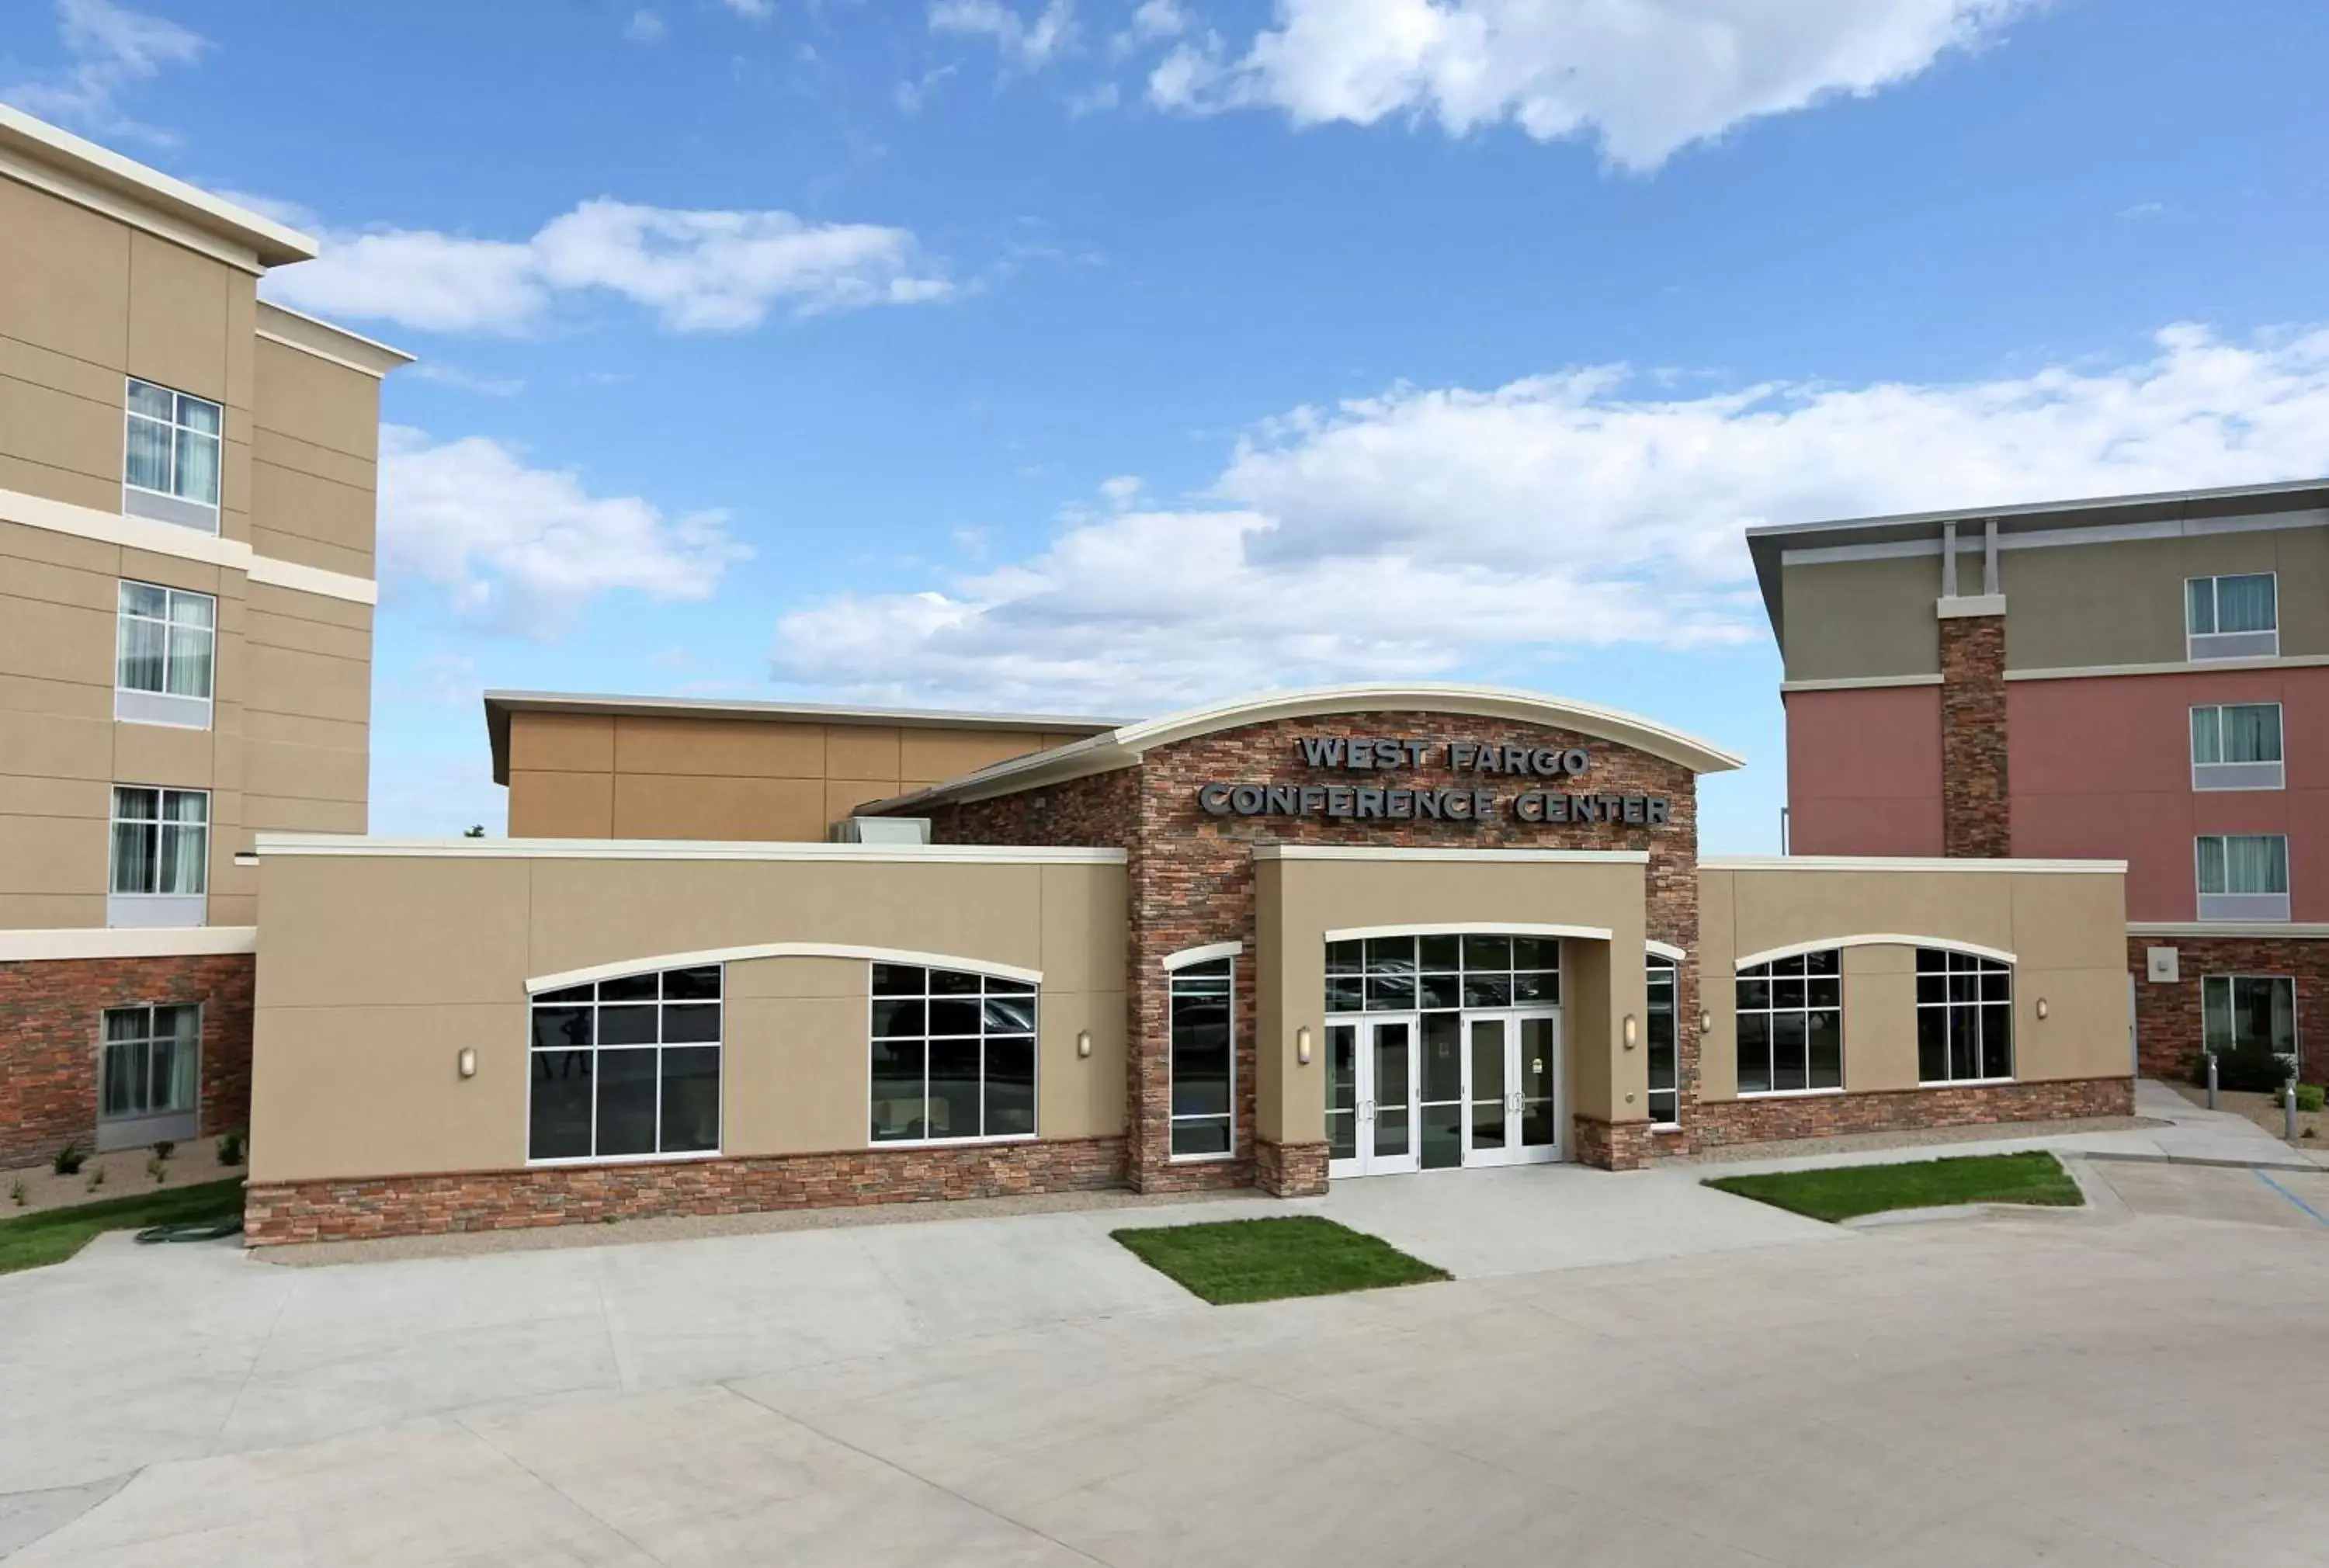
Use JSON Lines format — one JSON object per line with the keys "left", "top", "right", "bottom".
{"left": 1328, "top": 1011, "right": 1560, "bottom": 1178}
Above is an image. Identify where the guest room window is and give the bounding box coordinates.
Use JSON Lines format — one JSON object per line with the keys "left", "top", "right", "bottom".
{"left": 116, "top": 581, "right": 215, "bottom": 727}
{"left": 123, "top": 377, "right": 222, "bottom": 530}
{"left": 2196, "top": 834, "right": 2291, "bottom": 922}
{"left": 2190, "top": 702, "right": 2284, "bottom": 791}
{"left": 2185, "top": 572, "right": 2277, "bottom": 661}
{"left": 869, "top": 964, "right": 1037, "bottom": 1144}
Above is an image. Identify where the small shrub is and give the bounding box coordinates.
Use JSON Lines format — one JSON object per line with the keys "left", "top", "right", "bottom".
{"left": 51, "top": 1143, "right": 86, "bottom": 1176}
{"left": 2296, "top": 1084, "right": 2325, "bottom": 1114}
{"left": 215, "top": 1132, "right": 245, "bottom": 1167}
{"left": 145, "top": 1156, "right": 168, "bottom": 1185}
{"left": 2306, "top": 1126, "right": 2320, "bottom": 1140}
{"left": 2204, "top": 1046, "right": 2297, "bottom": 1094}
{"left": 152, "top": 1140, "right": 174, "bottom": 1161}
{"left": 7, "top": 1179, "right": 26, "bottom": 1208}
{"left": 85, "top": 1166, "right": 106, "bottom": 1192}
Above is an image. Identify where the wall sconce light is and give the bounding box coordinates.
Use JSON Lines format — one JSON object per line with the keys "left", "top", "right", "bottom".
{"left": 2036, "top": 998, "right": 2050, "bottom": 1021}
{"left": 457, "top": 1047, "right": 477, "bottom": 1079}
{"left": 1077, "top": 1029, "right": 1092, "bottom": 1059}
{"left": 1699, "top": 1010, "right": 1713, "bottom": 1033}
{"left": 1622, "top": 1014, "right": 1638, "bottom": 1050}
{"left": 1296, "top": 1025, "right": 1313, "bottom": 1066}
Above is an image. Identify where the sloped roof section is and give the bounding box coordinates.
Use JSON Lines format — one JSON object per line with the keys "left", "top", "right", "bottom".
{"left": 867, "top": 683, "right": 1745, "bottom": 813}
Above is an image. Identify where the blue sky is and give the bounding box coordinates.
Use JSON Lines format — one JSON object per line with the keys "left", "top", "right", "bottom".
{"left": 6, "top": 0, "right": 2328, "bottom": 849}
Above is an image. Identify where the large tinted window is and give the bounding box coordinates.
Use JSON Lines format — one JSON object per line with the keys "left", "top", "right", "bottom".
{"left": 1915, "top": 949, "right": 2011, "bottom": 1084}
{"left": 1324, "top": 932, "right": 1560, "bottom": 1013}
{"left": 529, "top": 965, "right": 722, "bottom": 1161}
{"left": 1734, "top": 951, "right": 1842, "bottom": 1094}
{"left": 1646, "top": 957, "right": 1678, "bottom": 1125}
{"left": 1169, "top": 957, "right": 1234, "bottom": 1157}
{"left": 869, "top": 964, "right": 1037, "bottom": 1143}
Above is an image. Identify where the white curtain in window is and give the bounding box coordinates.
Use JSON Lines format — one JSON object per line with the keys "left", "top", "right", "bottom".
{"left": 116, "top": 593, "right": 167, "bottom": 692}
{"left": 175, "top": 425, "right": 220, "bottom": 505}
{"left": 166, "top": 594, "right": 214, "bottom": 698}
{"left": 2214, "top": 574, "right": 2276, "bottom": 633}
{"left": 160, "top": 792, "right": 207, "bottom": 895}
{"left": 2221, "top": 704, "right": 2281, "bottom": 763}
{"left": 157, "top": 1005, "right": 200, "bottom": 1112}
{"left": 125, "top": 414, "right": 173, "bottom": 493}
{"left": 2223, "top": 834, "right": 2289, "bottom": 894}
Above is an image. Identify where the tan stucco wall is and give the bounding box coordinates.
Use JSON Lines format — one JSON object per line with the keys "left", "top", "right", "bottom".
{"left": 1255, "top": 855, "right": 1647, "bottom": 1146}
{"left": 505, "top": 710, "right": 1095, "bottom": 841}
{"left": 0, "top": 173, "right": 379, "bottom": 922}
{"left": 248, "top": 851, "right": 1128, "bottom": 1182}
{"left": 1778, "top": 554, "right": 1942, "bottom": 682}
{"left": 1699, "top": 864, "right": 2129, "bottom": 1098}
{"left": 2003, "top": 523, "right": 2329, "bottom": 669}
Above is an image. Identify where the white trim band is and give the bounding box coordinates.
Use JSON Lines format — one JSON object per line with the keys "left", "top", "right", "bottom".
{"left": 1255, "top": 845, "right": 1650, "bottom": 865}
{"left": 1162, "top": 941, "right": 1244, "bottom": 971}
{"left": 1647, "top": 940, "right": 1689, "bottom": 962}
{"left": 1779, "top": 674, "right": 1944, "bottom": 693}
{"left": 528, "top": 943, "right": 1043, "bottom": 994}
{"left": 0, "top": 926, "right": 258, "bottom": 962}
{"left": 2127, "top": 922, "right": 2329, "bottom": 938}
{"left": 0, "top": 486, "right": 377, "bottom": 606}
{"left": 1935, "top": 594, "right": 2007, "bottom": 619}
{"left": 255, "top": 834, "right": 1128, "bottom": 866}
{"left": 2004, "top": 654, "right": 2329, "bottom": 682}
{"left": 1734, "top": 934, "right": 2017, "bottom": 970}
{"left": 1706, "top": 855, "right": 2126, "bottom": 875}
{"left": 1324, "top": 921, "right": 1615, "bottom": 944}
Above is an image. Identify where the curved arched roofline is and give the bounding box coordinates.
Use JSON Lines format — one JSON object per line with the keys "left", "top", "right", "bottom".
{"left": 868, "top": 682, "right": 1743, "bottom": 814}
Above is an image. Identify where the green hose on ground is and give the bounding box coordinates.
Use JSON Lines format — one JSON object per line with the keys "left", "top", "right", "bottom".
{"left": 134, "top": 1216, "right": 245, "bottom": 1244}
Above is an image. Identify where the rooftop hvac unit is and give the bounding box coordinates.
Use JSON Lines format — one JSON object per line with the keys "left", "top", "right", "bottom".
{"left": 833, "top": 816, "right": 931, "bottom": 845}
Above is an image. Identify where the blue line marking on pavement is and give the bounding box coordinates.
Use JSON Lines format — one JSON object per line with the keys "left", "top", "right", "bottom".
{"left": 2253, "top": 1169, "right": 2329, "bottom": 1226}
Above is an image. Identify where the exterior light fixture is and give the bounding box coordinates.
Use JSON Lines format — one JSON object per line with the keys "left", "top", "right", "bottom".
{"left": 1296, "top": 1025, "right": 1312, "bottom": 1066}
{"left": 1077, "top": 1029, "right": 1092, "bottom": 1059}
{"left": 1623, "top": 1014, "right": 1638, "bottom": 1050}
{"left": 1699, "top": 1010, "right": 1713, "bottom": 1032}
{"left": 2036, "top": 998, "right": 2050, "bottom": 1021}
{"left": 456, "top": 1046, "right": 477, "bottom": 1079}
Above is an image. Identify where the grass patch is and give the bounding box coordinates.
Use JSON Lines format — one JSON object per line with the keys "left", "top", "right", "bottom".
{"left": 0, "top": 1178, "right": 244, "bottom": 1275}
{"left": 1112, "top": 1216, "right": 1448, "bottom": 1305}
{"left": 1704, "top": 1151, "right": 2081, "bottom": 1224}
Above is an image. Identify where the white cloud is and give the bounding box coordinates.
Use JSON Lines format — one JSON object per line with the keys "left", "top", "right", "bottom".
{"left": 721, "top": 0, "right": 776, "bottom": 19}
{"left": 772, "top": 324, "right": 2329, "bottom": 712}
{"left": 262, "top": 199, "right": 950, "bottom": 335}
{"left": 931, "top": 0, "right": 1076, "bottom": 68}
{"left": 624, "top": 9, "right": 668, "bottom": 43}
{"left": 380, "top": 425, "right": 751, "bottom": 636}
{"left": 1, "top": 0, "right": 205, "bottom": 142}
{"left": 1151, "top": 0, "right": 2039, "bottom": 171}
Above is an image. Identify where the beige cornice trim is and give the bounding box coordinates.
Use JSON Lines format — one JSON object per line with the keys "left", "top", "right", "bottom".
{"left": 1706, "top": 855, "right": 2126, "bottom": 875}
{"left": 1323, "top": 920, "right": 1616, "bottom": 943}
{"left": 1161, "top": 941, "right": 1244, "bottom": 971}
{"left": 2128, "top": 922, "right": 2329, "bottom": 938}
{"left": 1779, "top": 674, "right": 1943, "bottom": 693}
{"left": 527, "top": 943, "right": 1043, "bottom": 994}
{"left": 0, "top": 485, "right": 377, "bottom": 605}
{"left": 254, "top": 834, "right": 1127, "bottom": 866}
{"left": 1256, "top": 845, "right": 1649, "bottom": 865}
{"left": 0, "top": 105, "right": 315, "bottom": 271}
{"left": 1935, "top": 594, "right": 2007, "bottom": 619}
{"left": 1734, "top": 934, "right": 2017, "bottom": 970}
{"left": 0, "top": 926, "right": 257, "bottom": 962}
{"left": 2004, "top": 654, "right": 2329, "bottom": 682}
{"left": 255, "top": 303, "right": 415, "bottom": 378}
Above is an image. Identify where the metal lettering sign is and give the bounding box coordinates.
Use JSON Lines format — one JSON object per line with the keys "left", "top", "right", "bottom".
{"left": 1194, "top": 737, "right": 1674, "bottom": 827}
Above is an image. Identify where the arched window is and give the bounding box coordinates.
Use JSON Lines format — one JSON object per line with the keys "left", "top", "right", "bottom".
{"left": 529, "top": 965, "right": 722, "bottom": 1162}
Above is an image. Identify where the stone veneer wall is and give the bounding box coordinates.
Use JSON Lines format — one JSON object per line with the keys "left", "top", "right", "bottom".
{"left": 1939, "top": 614, "right": 2011, "bottom": 858}
{"left": 2129, "top": 935, "right": 2329, "bottom": 1084}
{"left": 932, "top": 713, "right": 1701, "bottom": 1184}
{"left": 245, "top": 1136, "right": 1126, "bottom": 1246}
{"left": 0, "top": 953, "right": 254, "bottom": 1167}
{"left": 1689, "top": 1076, "right": 2132, "bottom": 1149}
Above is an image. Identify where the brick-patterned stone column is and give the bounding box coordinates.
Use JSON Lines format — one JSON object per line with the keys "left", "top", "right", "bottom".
{"left": 2129, "top": 934, "right": 2329, "bottom": 1084}
{"left": 1939, "top": 613, "right": 2010, "bottom": 857}
{"left": 0, "top": 953, "right": 255, "bottom": 1167}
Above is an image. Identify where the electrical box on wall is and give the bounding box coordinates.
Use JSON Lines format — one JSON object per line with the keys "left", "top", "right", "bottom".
{"left": 2146, "top": 946, "right": 2180, "bottom": 983}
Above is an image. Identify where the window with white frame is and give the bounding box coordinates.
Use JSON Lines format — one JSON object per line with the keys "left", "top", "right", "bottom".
{"left": 2196, "top": 833, "right": 2291, "bottom": 921}
{"left": 2202, "top": 976, "right": 2297, "bottom": 1061}
{"left": 1916, "top": 949, "right": 2012, "bottom": 1083}
{"left": 1734, "top": 950, "right": 1842, "bottom": 1094}
{"left": 123, "top": 378, "right": 222, "bottom": 529}
{"left": 1169, "top": 957, "right": 1234, "bottom": 1157}
{"left": 109, "top": 786, "right": 207, "bottom": 897}
{"left": 1646, "top": 956, "right": 1679, "bottom": 1126}
{"left": 869, "top": 964, "right": 1036, "bottom": 1143}
{"left": 529, "top": 966, "right": 722, "bottom": 1161}
{"left": 100, "top": 1004, "right": 200, "bottom": 1123}
{"left": 116, "top": 581, "right": 215, "bottom": 727}
{"left": 2185, "top": 572, "right": 2278, "bottom": 661}
{"left": 2190, "top": 702, "right": 2283, "bottom": 791}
